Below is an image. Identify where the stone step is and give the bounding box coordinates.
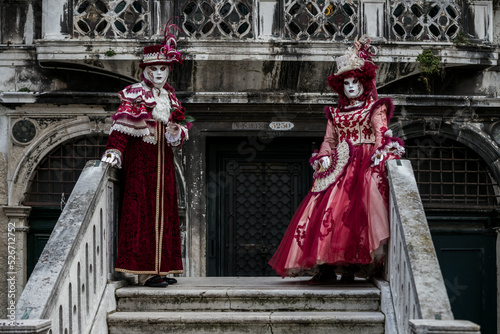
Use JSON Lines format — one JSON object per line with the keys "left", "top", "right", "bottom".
{"left": 107, "top": 311, "right": 385, "bottom": 334}
{"left": 115, "top": 277, "right": 381, "bottom": 312}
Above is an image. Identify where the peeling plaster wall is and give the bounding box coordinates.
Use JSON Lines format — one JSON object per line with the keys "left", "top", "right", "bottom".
{"left": 1, "top": 4, "right": 28, "bottom": 44}
{"left": 0, "top": 0, "right": 41, "bottom": 45}
{"left": 477, "top": 71, "right": 500, "bottom": 97}
{"left": 179, "top": 60, "right": 336, "bottom": 93}
{"left": 0, "top": 51, "right": 69, "bottom": 93}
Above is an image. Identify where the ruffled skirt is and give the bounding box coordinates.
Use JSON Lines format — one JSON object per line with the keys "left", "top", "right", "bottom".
{"left": 268, "top": 144, "right": 390, "bottom": 278}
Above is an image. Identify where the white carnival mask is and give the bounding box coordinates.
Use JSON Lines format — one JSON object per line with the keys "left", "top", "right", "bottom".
{"left": 343, "top": 77, "right": 364, "bottom": 99}
{"left": 146, "top": 65, "right": 169, "bottom": 88}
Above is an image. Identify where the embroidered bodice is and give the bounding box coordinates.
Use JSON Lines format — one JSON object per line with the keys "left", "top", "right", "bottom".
{"left": 330, "top": 100, "right": 376, "bottom": 145}
{"left": 316, "top": 98, "right": 395, "bottom": 160}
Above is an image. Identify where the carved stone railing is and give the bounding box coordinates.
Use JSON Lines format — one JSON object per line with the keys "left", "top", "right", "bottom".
{"left": 384, "top": 159, "right": 481, "bottom": 334}
{"left": 5, "top": 161, "right": 123, "bottom": 334}
{"left": 73, "top": 0, "right": 152, "bottom": 38}
{"left": 46, "top": 0, "right": 492, "bottom": 42}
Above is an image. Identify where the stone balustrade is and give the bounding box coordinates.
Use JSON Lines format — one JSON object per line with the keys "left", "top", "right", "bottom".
{"left": 1, "top": 159, "right": 486, "bottom": 334}
{"left": 385, "top": 159, "right": 480, "bottom": 334}
{"left": 33, "top": 0, "right": 495, "bottom": 43}
{"left": 6, "top": 161, "right": 122, "bottom": 334}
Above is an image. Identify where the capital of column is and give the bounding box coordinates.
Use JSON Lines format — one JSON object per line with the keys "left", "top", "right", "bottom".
{"left": 2, "top": 206, "right": 31, "bottom": 219}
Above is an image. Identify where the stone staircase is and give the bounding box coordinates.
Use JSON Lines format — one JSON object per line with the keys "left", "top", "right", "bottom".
{"left": 107, "top": 277, "right": 385, "bottom": 334}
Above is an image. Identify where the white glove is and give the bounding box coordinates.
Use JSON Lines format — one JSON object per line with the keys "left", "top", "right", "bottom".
{"left": 166, "top": 123, "right": 182, "bottom": 143}
{"left": 312, "top": 160, "right": 320, "bottom": 171}
{"left": 319, "top": 156, "right": 330, "bottom": 169}
{"left": 101, "top": 152, "right": 121, "bottom": 168}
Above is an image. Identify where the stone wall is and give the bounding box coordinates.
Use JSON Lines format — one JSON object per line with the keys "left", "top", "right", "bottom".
{"left": 0, "top": 153, "right": 8, "bottom": 318}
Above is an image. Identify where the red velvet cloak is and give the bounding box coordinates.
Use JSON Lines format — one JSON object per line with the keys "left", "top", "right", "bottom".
{"left": 105, "top": 81, "right": 187, "bottom": 275}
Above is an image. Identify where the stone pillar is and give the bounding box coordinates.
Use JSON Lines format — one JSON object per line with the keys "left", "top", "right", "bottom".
{"left": 24, "top": 0, "right": 36, "bottom": 45}
{"left": 361, "top": 0, "right": 386, "bottom": 40}
{"left": 257, "top": 0, "right": 279, "bottom": 40}
{"left": 42, "top": 0, "right": 71, "bottom": 39}
{"left": 152, "top": 0, "right": 175, "bottom": 38}
{"left": 2, "top": 206, "right": 31, "bottom": 308}
{"left": 469, "top": 1, "right": 493, "bottom": 42}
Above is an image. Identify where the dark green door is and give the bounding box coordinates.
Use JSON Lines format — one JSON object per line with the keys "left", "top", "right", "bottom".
{"left": 207, "top": 136, "right": 321, "bottom": 276}
{"left": 429, "top": 216, "right": 497, "bottom": 334}
{"left": 27, "top": 207, "right": 61, "bottom": 278}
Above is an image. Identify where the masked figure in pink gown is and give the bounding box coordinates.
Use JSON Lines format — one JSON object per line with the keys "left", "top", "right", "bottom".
{"left": 269, "top": 38, "right": 405, "bottom": 284}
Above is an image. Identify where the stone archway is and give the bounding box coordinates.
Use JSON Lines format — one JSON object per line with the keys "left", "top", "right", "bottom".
{"left": 9, "top": 117, "right": 101, "bottom": 206}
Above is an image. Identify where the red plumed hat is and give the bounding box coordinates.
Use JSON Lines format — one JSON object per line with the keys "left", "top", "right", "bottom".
{"left": 139, "top": 20, "right": 183, "bottom": 69}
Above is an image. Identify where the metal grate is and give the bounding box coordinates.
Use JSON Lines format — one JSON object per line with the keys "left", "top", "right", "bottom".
{"left": 406, "top": 138, "right": 500, "bottom": 209}
{"left": 24, "top": 135, "right": 108, "bottom": 207}
{"left": 226, "top": 160, "right": 305, "bottom": 276}
{"left": 73, "top": 0, "right": 150, "bottom": 38}
{"left": 284, "top": 0, "right": 358, "bottom": 40}
{"left": 389, "top": 0, "right": 461, "bottom": 42}
{"left": 179, "top": 0, "right": 253, "bottom": 39}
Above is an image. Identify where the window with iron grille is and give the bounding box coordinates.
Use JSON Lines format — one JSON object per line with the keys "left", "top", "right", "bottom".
{"left": 24, "top": 135, "right": 108, "bottom": 207}
{"left": 405, "top": 137, "right": 500, "bottom": 209}
{"left": 389, "top": 0, "right": 461, "bottom": 41}
{"left": 73, "top": 0, "right": 150, "bottom": 38}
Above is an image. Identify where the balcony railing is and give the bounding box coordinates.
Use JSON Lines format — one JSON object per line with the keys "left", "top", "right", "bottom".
{"left": 64, "top": 0, "right": 493, "bottom": 42}
{"left": 0, "top": 0, "right": 493, "bottom": 46}
{"left": 73, "top": 0, "right": 151, "bottom": 38}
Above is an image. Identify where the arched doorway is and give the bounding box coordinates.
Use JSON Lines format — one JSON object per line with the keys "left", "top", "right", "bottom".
{"left": 405, "top": 136, "right": 498, "bottom": 334}
{"left": 23, "top": 134, "right": 108, "bottom": 277}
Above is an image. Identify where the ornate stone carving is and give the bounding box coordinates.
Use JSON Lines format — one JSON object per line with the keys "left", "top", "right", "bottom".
{"left": 390, "top": 0, "right": 461, "bottom": 41}
{"left": 180, "top": 0, "right": 253, "bottom": 38}
{"left": 284, "top": 0, "right": 358, "bottom": 40}
{"left": 73, "top": 0, "right": 150, "bottom": 38}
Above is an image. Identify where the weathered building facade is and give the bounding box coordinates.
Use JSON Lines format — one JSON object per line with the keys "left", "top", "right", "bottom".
{"left": 0, "top": 0, "right": 499, "bottom": 332}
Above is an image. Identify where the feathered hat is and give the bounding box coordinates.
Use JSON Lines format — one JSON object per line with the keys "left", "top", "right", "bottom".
{"left": 139, "top": 20, "right": 183, "bottom": 69}
{"left": 327, "top": 36, "right": 379, "bottom": 105}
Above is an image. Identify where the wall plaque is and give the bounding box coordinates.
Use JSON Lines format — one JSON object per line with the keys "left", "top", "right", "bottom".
{"left": 269, "top": 121, "right": 294, "bottom": 131}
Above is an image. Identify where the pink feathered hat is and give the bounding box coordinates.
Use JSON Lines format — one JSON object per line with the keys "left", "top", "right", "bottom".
{"left": 327, "top": 36, "right": 379, "bottom": 106}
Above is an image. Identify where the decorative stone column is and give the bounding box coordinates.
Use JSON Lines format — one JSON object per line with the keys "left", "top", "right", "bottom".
{"left": 42, "top": 0, "right": 71, "bottom": 39}
{"left": 361, "top": 0, "right": 386, "bottom": 40}
{"left": 469, "top": 1, "right": 493, "bottom": 42}
{"left": 257, "top": 0, "right": 279, "bottom": 40}
{"left": 152, "top": 0, "right": 176, "bottom": 38}
{"left": 2, "top": 206, "right": 31, "bottom": 305}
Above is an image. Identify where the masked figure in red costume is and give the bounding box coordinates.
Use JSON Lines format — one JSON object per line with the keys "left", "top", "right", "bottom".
{"left": 102, "top": 23, "right": 190, "bottom": 287}
{"left": 269, "top": 38, "right": 405, "bottom": 284}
